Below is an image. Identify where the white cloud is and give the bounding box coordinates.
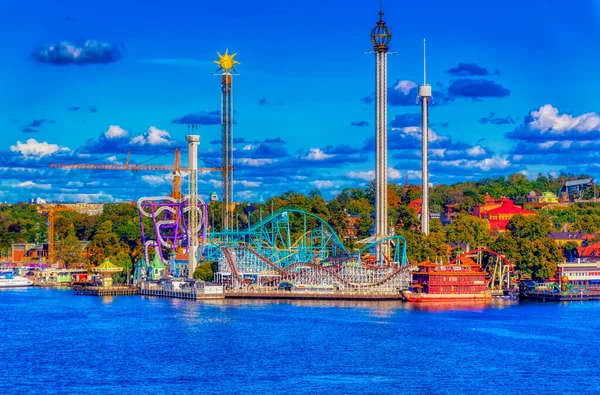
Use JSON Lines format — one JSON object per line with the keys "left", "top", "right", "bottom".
{"left": 17, "top": 181, "right": 52, "bottom": 190}
{"left": 141, "top": 175, "right": 171, "bottom": 185}
{"left": 303, "top": 148, "right": 333, "bottom": 161}
{"left": 466, "top": 145, "right": 486, "bottom": 156}
{"left": 430, "top": 149, "right": 446, "bottom": 158}
{"left": 235, "top": 180, "right": 261, "bottom": 187}
{"left": 66, "top": 181, "right": 84, "bottom": 188}
{"left": 105, "top": 125, "right": 128, "bottom": 139}
{"left": 394, "top": 126, "right": 447, "bottom": 143}
{"left": 439, "top": 156, "right": 511, "bottom": 171}
{"left": 243, "top": 144, "right": 257, "bottom": 151}
{"left": 310, "top": 180, "right": 335, "bottom": 189}
{"left": 387, "top": 167, "right": 402, "bottom": 180}
{"left": 393, "top": 80, "right": 418, "bottom": 95}
{"left": 237, "top": 190, "right": 255, "bottom": 201}
{"left": 10, "top": 139, "right": 69, "bottom": 158}
{"left": 237, "top": 158, "right": 276, "bottom": 166}
{"left": 530, "top": 104, "right": 600, "bottom": 133}
{"left": 130, "top": 126, "right": 172, "bottom": 146}
{"left": 346, "top": 170, "right": 375, "bottom": 181}
{"left": 346, "top": 168, "right": 402, "bottom": 181}
{"left": 53, "top": 192, "right": 116, "bottom": 203}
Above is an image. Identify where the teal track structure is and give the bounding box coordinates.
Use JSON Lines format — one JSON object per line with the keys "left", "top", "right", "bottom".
{"left": 204, "top": 208, "right": 411, "bottom": 291}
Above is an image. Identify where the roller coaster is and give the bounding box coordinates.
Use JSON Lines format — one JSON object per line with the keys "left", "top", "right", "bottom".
{"left": 206, "top": 208, "right": 412, "bottom": 291}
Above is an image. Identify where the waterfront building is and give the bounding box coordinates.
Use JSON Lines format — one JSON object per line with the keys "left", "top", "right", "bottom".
{"left": 149, "top": 253, "right": 166, "bottom": 280}
{"left": 557, "top": 261, "right": 600, "bottom": 285}
{"left": 11, "top": 243, "right": 48, "bottom": 265}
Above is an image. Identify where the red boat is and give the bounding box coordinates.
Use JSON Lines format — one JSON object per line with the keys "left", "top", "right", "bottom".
{"left": 401, "top": 261, "right": 491, "bottom": 302}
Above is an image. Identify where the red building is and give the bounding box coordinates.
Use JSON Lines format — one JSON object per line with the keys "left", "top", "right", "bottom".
{"left": 473, "top": 197, "right": 534, "bottom": 232}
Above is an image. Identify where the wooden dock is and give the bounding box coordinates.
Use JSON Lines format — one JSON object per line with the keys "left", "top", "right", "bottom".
{"left": 224, "top": 290, "right": 404, "bottom": 301}
{"left": 73, "top": 285, "right": 139, "bottom": 296}
{"left": 140, "top": 288, "right": 224, "bottom": 300}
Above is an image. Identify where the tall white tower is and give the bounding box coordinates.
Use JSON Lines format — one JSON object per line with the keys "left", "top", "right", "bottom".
{"left": 418, "top": 39, "right": 431, "bottom": 236}
{"left": 370, "top": 3, "right": 392, "bottom": 258}
{"left": 186, "top": 134, "right": 200, "bottom": 278}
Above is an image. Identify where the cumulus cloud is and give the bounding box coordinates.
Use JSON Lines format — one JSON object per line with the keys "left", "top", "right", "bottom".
{"left": 10, "top": 139, "right": 69, "bottom": 158}
{"left": 303, "top": 148, "right": 333, "bottom": 161}
{"left": 506, "top": 104, "right": 600, "bottom": 141}
{"left": 447, "top": 78, "right": 510, "bottom": 99}
{"left": 172, "top": 111, "right": 221, "bottom": 125}
{"left": 446, "top": 62, "right": 493, "bottom": 77}
{"left": 130, "top": 126, "right": 172, "bottom": 146}
{"left": 310, "top": 180, "right": 336, "bottom": 189}
{"left": 33, "top": 40, "right": 121, "bottom": 65}
{"left": 105, "top": 125, "right": 128, "bottom": 139}
{"left": 479, "top": 112, "right": 515, "bottom": 125}
{"left": 80, "top": 126, "right": 175, "bottom": 154}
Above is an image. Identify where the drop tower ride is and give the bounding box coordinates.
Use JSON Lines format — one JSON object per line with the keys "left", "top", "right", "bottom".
{"left": 214, "top": 49, "right": 239, "bottom": 231}
{"left": 418, "top": 39, "right": 431, "bottom": 236}
{"left": 370, "top": 3, "right": 392, "bottom": 257}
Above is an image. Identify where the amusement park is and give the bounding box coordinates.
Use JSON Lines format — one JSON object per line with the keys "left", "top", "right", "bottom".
{"left": 3, "top": 4, "right": 597, "bottom": 304}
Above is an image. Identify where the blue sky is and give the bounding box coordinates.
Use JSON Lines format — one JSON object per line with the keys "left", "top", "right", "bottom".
{"left": 1, "top": 0, "right": 600, "bottom": 203}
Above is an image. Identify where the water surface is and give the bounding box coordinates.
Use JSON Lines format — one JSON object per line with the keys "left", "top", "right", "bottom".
{"left": 1, "top": 288, "right": 597, "bottom": 394}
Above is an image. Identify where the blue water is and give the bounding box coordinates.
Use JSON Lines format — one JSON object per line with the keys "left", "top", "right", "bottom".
{"left": 1, "top": 289, "right": 598, "bottom": 395}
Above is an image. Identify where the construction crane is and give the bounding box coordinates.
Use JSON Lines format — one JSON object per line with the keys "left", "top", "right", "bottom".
{"left": 49, "top": 148, "right": 230, "bottom": 200}
{"left": 37, "top": 203, "right": 103, "bottom": 264}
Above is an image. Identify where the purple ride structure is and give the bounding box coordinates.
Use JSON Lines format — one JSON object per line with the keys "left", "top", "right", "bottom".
{"left": 137, "top": 195, "right": 207, "bottom": 271}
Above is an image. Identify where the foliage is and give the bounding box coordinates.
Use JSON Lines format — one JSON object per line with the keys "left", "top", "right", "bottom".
{"left": 193, "top": 260, "right": 217, "bottom": 281}
{"left": 446, "top": 214, "right": 492, "bottom": 248}
{"left": 55, "top": 234, "right": 84, "bottom": 267}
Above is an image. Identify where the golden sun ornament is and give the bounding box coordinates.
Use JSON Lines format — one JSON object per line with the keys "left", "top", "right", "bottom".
{"left": 213, "top": 49, "right": 239, "bottom": 73}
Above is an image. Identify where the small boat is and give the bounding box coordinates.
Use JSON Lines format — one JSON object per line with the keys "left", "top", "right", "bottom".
{"left": 0, "top": 272, "right": 34, "bottom": 288}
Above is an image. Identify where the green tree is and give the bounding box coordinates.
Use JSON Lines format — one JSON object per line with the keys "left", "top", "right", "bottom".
{"left": 55, "top": 234, "right": 84, "bottom": 267}
{"left": 445, "top": 214, "right": 492, "bottom": 248}
{"left": 193, "top": 260, "right": 216, "bottom": 281}
{"left": 506, "top": 214, "right": 553, "bottom": 241}
{"left": 87, "top": 220, "right": 129, "bottom": 266}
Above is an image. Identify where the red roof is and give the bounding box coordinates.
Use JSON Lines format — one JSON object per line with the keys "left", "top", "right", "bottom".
{"left": 577, "top": 243, "right": 600, "bottom": 258}
{"left": 485, "top": 200, "right": 534, "bottom": 216}
{"left": 408, "top": 198, "right": 423, "bottom": 214}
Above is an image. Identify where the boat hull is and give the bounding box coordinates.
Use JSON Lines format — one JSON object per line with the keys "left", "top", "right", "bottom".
{"left": 402, "top": 291, "right": 492, "bottom": 302}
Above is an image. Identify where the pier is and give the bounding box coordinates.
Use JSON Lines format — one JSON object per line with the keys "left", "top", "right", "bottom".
{"left": 140, "top": 288, "right": 224, "bottom": 300}
{"left": 224, "top": 289, "right": 404, "bottom": 301}
{"left": 73, "top": 285, "right": 139, "bottom": 296}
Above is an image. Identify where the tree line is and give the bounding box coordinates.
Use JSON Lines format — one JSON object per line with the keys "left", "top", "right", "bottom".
{"left": 1, "top": 172, "right": 597, "bottom": 280}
